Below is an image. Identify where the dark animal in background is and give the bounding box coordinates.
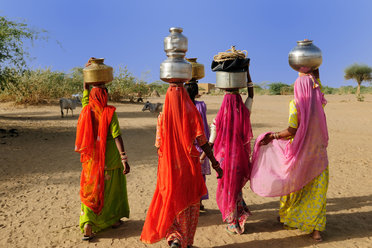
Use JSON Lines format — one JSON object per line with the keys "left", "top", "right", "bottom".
{"left": 142, "top": 101, "right": 163, "bottom": 113}
{"left": 59, "top": 95, "right": 81, "bottom": 118}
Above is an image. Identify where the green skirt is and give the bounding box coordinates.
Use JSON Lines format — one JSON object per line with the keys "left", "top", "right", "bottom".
{"left": 79, "top": 167, "right": 130, "bottom": 233}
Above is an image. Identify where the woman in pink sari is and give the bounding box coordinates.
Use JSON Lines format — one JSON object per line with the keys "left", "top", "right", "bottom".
{"left": 251, "top": 70, "right": 329, "bottom": 242}
{"left": 204, "top": 66, "right": 254, "bottom": 234}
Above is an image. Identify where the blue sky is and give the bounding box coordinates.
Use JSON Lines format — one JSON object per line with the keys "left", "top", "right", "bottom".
{"left": 1, "top": 0, "right": 372, "bottom": 87}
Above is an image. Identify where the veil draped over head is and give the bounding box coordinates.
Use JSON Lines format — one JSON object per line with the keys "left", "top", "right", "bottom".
{"left": 75, "top": 87, "right": 115, "bottom": 214}
{"left": 251, "top": 75, "right": 328, "bottom": 197}
{"left": 141, "top": 86, "right": 207, "bottom": 244}
{"left": 214, "top": 93, "right": 253, "bottom": 221}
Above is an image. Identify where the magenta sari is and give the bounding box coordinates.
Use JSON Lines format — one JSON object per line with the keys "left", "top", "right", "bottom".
{"left": 251, "top": 75, "right": 328, "bottom": 197}
{"left": 214, "top": 93, "right": 253, "bottom": 231}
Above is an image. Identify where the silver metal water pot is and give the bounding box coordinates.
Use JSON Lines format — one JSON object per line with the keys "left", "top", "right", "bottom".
{"left": 216, "top": 71, "right": 247, "bottom": 89}
{"left": 288, "top": 39, "right": 322, "bottom": 73}
{"left": 160, "top": 27, "right": 192, "bottom": 83}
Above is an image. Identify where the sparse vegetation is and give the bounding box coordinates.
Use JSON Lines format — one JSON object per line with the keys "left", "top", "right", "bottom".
{"left": 344, "top": 63, "right": 372, "bottom": 101}
{"left": 268, "top": 82, "right": 293, "bottom": 95}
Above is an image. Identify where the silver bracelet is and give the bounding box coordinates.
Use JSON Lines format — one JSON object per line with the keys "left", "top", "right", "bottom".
{"left": 247, "top": 82, "right": 254, "bottom": 88}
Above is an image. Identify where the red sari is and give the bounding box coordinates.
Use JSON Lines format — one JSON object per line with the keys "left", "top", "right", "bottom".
{"left": 75, "top": 88, "right": 115, "bottom": 214}
{"left": 141, "top": 85, "right": 207, "bottom": 245}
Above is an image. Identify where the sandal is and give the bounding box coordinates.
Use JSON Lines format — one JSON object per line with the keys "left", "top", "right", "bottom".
{"left": 112, "top": 220, "right": 123, "bottom": 229}
{"left": 225, "top": 226, "right": 237, "bottom": 235}
{"left": 82, "top": 224, "right": 94, "bottom": 241}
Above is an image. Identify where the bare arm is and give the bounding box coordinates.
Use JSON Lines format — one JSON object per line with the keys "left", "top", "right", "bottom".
{"left": 245, "top": 64, "right": 254, "bottom": 112}
{"left": 200, "top": 142, "right": 223, "bottom": 179}
{"left": 200, "top": 142, "right": 213, "bottom": 161}
{"left": 259, "top": 127, "right": 297, "bottom": 146}
{"left": 114, "top": 135, "right": 130, "bottom": 174}
{"left": 84, "top": 82, "right": 90, "bottom": 91}
{"left": 247, "top": 66, "right": 254, "bottom": 99}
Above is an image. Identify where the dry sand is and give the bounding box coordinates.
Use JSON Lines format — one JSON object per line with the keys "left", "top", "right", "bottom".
{"left": 0, "top": 94, "right": 371, "bottom": 248}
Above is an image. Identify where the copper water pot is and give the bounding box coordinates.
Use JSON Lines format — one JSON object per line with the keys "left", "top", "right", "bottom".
{"left": 83, "top": 58, "right": 113, "bottom": 84}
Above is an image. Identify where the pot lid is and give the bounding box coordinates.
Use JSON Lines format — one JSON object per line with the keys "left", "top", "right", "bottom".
{"left": 297, "top": 39, "right": 313, "bottom": 46}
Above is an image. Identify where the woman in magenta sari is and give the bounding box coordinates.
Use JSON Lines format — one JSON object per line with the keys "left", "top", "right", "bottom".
{"left": 204, "top": 66, "right": 254, "bottom": 234}
{"left": 251, "top": 70, "right": 328, "bottom": 241}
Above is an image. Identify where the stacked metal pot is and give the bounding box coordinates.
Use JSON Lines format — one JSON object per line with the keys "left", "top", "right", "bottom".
{"left": 160, "top": 27, "right": 192, "bottom": 83}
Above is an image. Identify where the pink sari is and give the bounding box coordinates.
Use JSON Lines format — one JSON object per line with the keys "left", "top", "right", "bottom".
{"left": 214, "top": 93, "right": 253, "bottom": 223}
{"left": 251, "top": 75, "right": 328, "bottom": 197}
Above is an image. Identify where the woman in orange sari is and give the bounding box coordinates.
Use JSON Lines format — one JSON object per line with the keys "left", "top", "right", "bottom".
{"left": 75, "top": 60, "right": 130, "bottom": 241}
{"left": 140, "top": 83, "right": 223, "bottom": 248}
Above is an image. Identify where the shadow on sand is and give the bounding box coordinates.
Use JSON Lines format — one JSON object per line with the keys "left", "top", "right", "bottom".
{"left": 204, "top": 195, "right": 372, "bottom": 247}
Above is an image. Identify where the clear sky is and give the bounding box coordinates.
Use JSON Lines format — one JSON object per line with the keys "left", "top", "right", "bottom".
{"left": 1, "top": 0, "right": 372, "bottom": 87}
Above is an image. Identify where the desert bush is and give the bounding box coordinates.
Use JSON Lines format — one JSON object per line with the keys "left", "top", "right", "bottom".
{"left": 269, "top": 82, "right": 293, "bottom": 95}
{"left": 0, "top": 68, "right": 70, "bottom": 104}
{"left": 148, "top": 81, "right": 169, "bottom": 95}
{"left": 107, "top": 66, "right": 151, "bottom": 101}
{"left": 322, "top": 86, "right": 338, "bottom": 94}
{"left": 338, "top": 86, "right": 356, "bottom": 95}
{"left": 240, "top": 84, "right": 269, "bottom": 95}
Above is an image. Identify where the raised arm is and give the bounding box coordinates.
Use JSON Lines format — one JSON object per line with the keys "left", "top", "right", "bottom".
{"left": 245, "top": 63, "right": 254, "bottom": 112}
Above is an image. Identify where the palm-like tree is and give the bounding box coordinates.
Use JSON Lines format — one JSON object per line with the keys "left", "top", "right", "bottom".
{"left": 344, "top": 64, "right": 372, "bottom": 100}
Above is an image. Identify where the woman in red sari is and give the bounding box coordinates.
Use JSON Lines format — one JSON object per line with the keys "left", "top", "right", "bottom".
{"left": 140, "top": 82, "right": 223, "bottom": 248}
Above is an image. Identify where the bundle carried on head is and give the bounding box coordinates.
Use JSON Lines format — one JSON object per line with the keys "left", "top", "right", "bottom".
{"left": 211, "top": 46, "right": 250, "bottom": 72}
{"left": 213, "top": 46, "right": 248, "bottom": 62}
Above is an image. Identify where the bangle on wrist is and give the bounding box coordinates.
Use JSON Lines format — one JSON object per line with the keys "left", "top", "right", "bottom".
{"left": 273, "top": 132, "right": 279, "bottom": 139}
{"left": 247, "top": 82, "right": 254, "bottom": 88}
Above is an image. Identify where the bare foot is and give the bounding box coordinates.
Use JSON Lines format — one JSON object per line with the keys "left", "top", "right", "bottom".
{"left": 82, "top": 224, "right": 94, "bottom": 241}
{"left": 200, "top": 200, "right": 205, "bottom": 211}
{"left": 112, "top": 220, "right": 123, "bottom": 229}
{"left": 312, "top": 230, "right": 323, "bottom": 242}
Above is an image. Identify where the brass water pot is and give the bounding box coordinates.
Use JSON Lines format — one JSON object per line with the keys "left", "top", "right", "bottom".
{"left": 83, "top": 58, "right": 113, "bottom": 84}
{"left": 186, "top": 58, "right": 205, "bottom": 81}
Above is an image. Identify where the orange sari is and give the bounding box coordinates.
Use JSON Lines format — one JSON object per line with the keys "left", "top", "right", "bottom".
{"left": 140, "top": 85, "right": 207, "bottom": 244}
{"left": 75, "top": 88, "right": 115, "bottom": 214}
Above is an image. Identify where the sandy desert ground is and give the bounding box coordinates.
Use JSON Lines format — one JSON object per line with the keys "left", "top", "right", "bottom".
{"left": 0, "top": 93, "right": 371, "bottom": 248}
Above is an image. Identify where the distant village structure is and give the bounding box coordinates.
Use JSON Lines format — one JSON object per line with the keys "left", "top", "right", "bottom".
{"left": 198, "top": 83, "right": 215, "bottom": 94}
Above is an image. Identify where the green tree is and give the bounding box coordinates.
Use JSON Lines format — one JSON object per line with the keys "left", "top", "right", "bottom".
{"left": 0, "top": 16, "right": 44, "bottom": 69}
{"left": 344, "top": 63, "right": 372, "bottom": 101}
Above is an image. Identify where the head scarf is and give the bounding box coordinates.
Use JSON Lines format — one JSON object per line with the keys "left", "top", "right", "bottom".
{"left": 250, "top": 75, "right": 328, "bottom": 197}
{"left": 75, "top": 87, "right": 115, "bottom": 214}
{"left": 141, "top": 85, "right": 207, "bottom": 244}
{"left": 214, "top": 93, "right": 253, "bottom": 221}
